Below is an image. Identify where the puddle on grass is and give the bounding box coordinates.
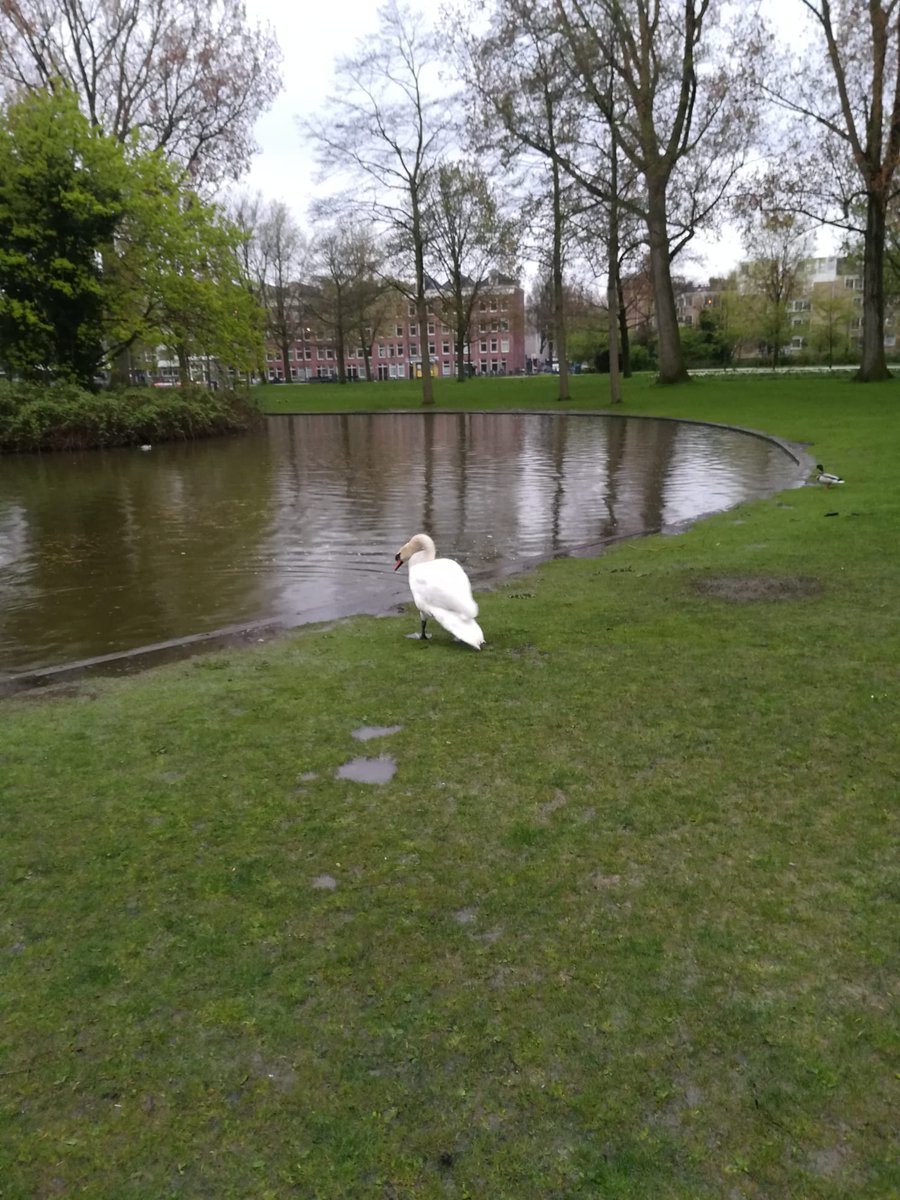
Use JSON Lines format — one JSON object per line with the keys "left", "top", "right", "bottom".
{"left": 351, "top": 724, "right": 402, "bottom": 742}
{"left": 335, "top": 755, "right": 397, "bottom": 784}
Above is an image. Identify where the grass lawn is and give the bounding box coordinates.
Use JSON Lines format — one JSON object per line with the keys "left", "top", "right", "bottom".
{"left": 2, "top": 375, "right": 898, "bottom": 1198}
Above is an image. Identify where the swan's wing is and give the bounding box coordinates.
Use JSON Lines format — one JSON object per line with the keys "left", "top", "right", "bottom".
{"left": 410, "top": 559, "right": 478, "bottom": 619}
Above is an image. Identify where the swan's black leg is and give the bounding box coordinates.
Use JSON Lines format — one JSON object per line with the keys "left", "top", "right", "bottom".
{"left": 420, "top": 617, "right": 431, "bottom": 641}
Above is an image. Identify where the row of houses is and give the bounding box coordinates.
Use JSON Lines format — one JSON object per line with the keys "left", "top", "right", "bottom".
{"left": 260, "top": 279, "right": 529, "bottom": 384}
{"left": 147, "top": 255, "right": 894, "bottom": 386}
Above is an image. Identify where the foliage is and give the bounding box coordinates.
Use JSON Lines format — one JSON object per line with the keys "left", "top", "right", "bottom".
{"left": 1, "top": 376, "right": 897, "bottom": 1197}
{"left": 104, "top": 155, "right": 264, "bottom": 376}
{"left": 0, "top": 380, "right": 261, "bottom": 453}
{"left": 0, "top": 87, "right": 264, "bottom": 386}
{"left": 0, "top": 88, "right": 126, "bottom": 387}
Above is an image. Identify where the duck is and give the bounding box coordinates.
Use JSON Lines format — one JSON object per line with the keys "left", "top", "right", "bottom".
{"left": 816, "top": 464, "right": 844, "bottom": 487}
{"left": 393, "top": 533, "right": 485, "bottom": 650}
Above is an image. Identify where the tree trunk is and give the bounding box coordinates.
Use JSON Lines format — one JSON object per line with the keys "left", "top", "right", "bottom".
{"left": 335, "top": 288, "right": 347, "bottom": 384}
{"left": 412, "top": 197, "right": 434, "bottom": 405}
{"left": 607, "top": 138, "right": 622, "bottom": 405}
{"left": 551, "top": 158, "right": 569, "bottom": 401}
{"left": 177, "top": 343, "right": 191, "bottom": 386}
{"left": 858, "top": 189, "right": 892, "bottom": 382}
{"left": 646, "top": 179, "right": 688, "bottom": 385}
{"left": 454, "top": 283, "right": 468, "bottom": 382}
{"left": 616, "top": 273, "right": 631, "bottom": 377}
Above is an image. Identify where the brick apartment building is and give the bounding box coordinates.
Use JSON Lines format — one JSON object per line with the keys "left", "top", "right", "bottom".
{"left": 263, "top": 278, "right": 527, "bottom": 383}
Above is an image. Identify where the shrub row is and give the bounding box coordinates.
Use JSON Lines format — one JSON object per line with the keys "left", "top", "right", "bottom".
{"left": 0, "top": 382, "right": 262, "bottom": 453}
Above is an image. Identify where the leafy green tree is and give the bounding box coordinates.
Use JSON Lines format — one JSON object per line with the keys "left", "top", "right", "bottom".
{"left": 0, "top": 87, "right": 263, "bottom": 388}
{"left": 0, "top": 87, "right": 125, "bottom": 386}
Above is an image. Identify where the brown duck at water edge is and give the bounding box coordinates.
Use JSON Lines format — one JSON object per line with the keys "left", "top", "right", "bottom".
{"left": 393, "top": 533, "right": 486, "bottom": 650}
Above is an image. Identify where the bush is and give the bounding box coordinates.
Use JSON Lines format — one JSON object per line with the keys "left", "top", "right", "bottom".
{"left": 0, "top": 381, "right": 262, "bottom": 453}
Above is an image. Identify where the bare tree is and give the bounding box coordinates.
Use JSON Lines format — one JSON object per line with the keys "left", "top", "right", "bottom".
{"left": 765, "top": 1, "right": 900, "bottom": 382}
{"left": 462, "top": 0, "right": 583, "bottom": 399}
{"left": 257, "top": 202, "right": 307, "bottom": 382}
{"left": 309, "top": 223, "right": 387, "bottom": 384}
{"left": 424, "top": 162, "right": 519, "bottom": 381}
{"left": 304, "top": 1, "right": 453, "bottom": 404}
{"left": 0, "top": 0, "right": 282, "bottom": 184}
{"left": 553, "top": 0, "right": 764, "bottom": 385}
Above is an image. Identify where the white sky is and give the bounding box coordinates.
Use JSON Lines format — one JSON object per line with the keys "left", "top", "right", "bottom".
{"left": 240, "top": 0, "right": 833, "bottom": 284}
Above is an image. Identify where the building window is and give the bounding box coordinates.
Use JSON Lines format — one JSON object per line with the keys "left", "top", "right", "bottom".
{"left": 378, "top": 345, "right": 386, "bottom": 358}
{"left": 409, "top": 343, "right": 418, "bottom": 356}
{"left": 442, "top": 341, "right": 451, "bottom": 354}
{"left": 427, "top": 322, "right": 435, "bottom": 334}
{"left": 480, "top": 341, "right": 487, "bottom": 353}
{"left": 396, "top": 324, "right": 404, "bottom": 336}
{"left": 408, "top": 323, "right": 418, "bottom": 336}
{"left": 442, "top": 361, "right": 451, "bottom": 375}
{"left": 408, "top": 303, "right": 416, "bottom": 316}
{"left": 428, "top": 342, "right": 436, "bottom": 356}
{"left": 480, "top": 359, "right": 487, "bottom": 373}
{"left": 501, "top": 339, "right": 510, "bottom": 352}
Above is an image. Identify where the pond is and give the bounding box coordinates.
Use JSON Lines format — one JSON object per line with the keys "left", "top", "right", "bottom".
{"left": 0, "top": 411, "right": 804, "bottom": 679}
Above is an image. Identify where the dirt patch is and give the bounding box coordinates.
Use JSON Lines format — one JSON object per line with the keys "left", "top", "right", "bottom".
{"left": 692, "top": 575, "right": 822, "bottom": 603}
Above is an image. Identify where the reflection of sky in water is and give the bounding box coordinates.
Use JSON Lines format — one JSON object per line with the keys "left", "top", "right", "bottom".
{"left": 0, "top": 413, "right": 802, "bottom": 673}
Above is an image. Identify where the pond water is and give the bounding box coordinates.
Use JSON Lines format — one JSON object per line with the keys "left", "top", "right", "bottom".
{"left": 0, "top": 411, "right": 803, "bottom": 678}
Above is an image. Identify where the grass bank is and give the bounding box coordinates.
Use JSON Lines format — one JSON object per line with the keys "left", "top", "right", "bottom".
{"left": 2, "top": 376, "right": 898, "bottom": 1198}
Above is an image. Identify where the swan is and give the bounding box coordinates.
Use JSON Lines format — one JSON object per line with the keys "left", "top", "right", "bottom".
{"left": 815, "top": 464, "right": 844, "bottom": 487}
{"left": 393, "top": 533, "right": 485, "bottom": 650}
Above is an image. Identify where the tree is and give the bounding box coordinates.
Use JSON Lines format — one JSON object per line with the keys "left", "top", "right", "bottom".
{"left": 462, "top": 0, "right": 583, "bottom": 399}
{"left": 256, "top": 202, "right": 308, "bottom": 383}
{"left": 0, "top": 0, "right": 282, "bottom": 185}
{"left": 309, "top": 223, "right": 386, "bottom": 384}
{"left": 424, "top": 163, "right": 518, "bottom": 381}
{"left": 305, "top": 1, "right": 453, "bottom": 404}
{"left": 0, "top": 87, "right": 125, "bottom": 385}
{"left": 767, "top": 2, "right": 900, "bottom": 381}
{"left": 554, "top": 0, "right": 764, "bottom": 384}
{"left": 810, "top": 278, "right": 858, "bottom": 367}
{"left": 735, "top": 212, "right": 812, "bottom": 368}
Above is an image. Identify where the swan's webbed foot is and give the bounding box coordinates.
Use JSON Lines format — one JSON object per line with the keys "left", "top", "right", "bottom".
{"left": 405, "top": 631, "right": 431, "bottom": 640}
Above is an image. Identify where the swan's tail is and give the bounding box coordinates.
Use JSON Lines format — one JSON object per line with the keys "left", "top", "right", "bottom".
{"left": 431, "top": 607, "right": 485, "bottom": 650}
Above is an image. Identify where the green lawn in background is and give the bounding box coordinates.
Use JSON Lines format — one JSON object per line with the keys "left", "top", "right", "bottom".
{"left": 2, "top": 373, "right": 897, "bottom": 1198}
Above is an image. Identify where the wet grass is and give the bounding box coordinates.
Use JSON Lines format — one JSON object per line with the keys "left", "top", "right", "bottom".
{"left": 2, "top": 375, "right": 899, "bottom": 1198}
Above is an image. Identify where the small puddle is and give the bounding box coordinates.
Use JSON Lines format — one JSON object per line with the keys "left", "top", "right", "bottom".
{"left": 352, "top": 724, "right": 402, "bottom": 741}
{"left": 335, "top": 755, "right": 397, "bottom": 784}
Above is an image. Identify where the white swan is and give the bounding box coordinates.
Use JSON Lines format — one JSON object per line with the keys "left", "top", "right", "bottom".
{"left": 393, "top": 532, "right": 485, "bottom": 650}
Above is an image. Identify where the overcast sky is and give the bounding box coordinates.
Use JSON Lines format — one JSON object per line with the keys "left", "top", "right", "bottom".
{"left": 240, "top": 0, "right": 831, "bottom": 284}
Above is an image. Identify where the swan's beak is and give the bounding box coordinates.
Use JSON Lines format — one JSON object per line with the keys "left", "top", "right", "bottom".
{"left": 393, "top": 553, "right": 403, "bottom": 571}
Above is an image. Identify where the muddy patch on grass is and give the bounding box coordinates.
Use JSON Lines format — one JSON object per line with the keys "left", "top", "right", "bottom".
{"left": 351, "top": 724, "right": 402, "bottom": 741}
{"left": 692, "top": 574, "right": 822, "bottom": 603}
{"left": 335, "top": 755, "right": 397, "bottom": 784}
